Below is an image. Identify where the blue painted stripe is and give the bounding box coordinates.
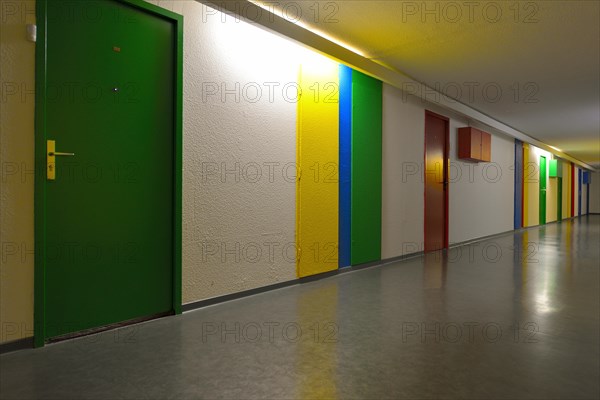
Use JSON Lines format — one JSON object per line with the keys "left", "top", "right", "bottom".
{"left": 582, "top": 171, "right": 590, "bottom": 184}
{"left": 338, "top": 64, "right": 352, "bottom": 268}
{"left": 514, "top": 139, "right": 523, "bottom": 229}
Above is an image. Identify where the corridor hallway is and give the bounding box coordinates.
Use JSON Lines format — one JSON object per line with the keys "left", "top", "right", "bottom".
{"left": 1, "top": 216, "right": 599, "bottom": 399}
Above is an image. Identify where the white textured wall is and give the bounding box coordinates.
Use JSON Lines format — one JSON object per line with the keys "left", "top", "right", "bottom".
{"left": 174, "top": 2, "right": 303, "bottom": 302}
{"left": 449, "top": 121, "right": 515, "bottom": 243}
{"left": 381, "top": 87, "right": 516, "bottom": 253}
{"left": 590, "top": 172, "right": 600, "bottom": 214}
{"left": 0, "top": 0, "right": 36, "bottom": 343}
{"left": 381, "top": 85, "right": 424, "bottom": 258}
{"left": 581, "top": 180, "right": 589, "bottom": 215}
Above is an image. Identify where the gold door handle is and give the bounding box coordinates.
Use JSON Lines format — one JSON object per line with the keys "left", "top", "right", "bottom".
{"left": 47, "top": 140, "right": 75, "bottom": 180}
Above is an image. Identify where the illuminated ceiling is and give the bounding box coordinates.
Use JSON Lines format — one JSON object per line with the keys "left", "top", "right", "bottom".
{"left": 252, "top": 0, "right": 600, "bottom": 168}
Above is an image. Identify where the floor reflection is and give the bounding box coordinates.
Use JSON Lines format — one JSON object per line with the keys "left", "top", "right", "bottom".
{"left": 422, "top": 250, "right": 447, "bottom": 290}
{"left": 296, "top": 283, "right": 338, "bottom": 399}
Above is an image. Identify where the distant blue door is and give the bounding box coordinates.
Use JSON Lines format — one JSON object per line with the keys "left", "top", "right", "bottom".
{"left": 514, "top": 140, "right": 523, "bottom": 228}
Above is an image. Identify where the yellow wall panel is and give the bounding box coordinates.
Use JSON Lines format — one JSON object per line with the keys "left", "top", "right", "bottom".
{"left": 564, "top": 163, "right": 571, "bottom": 218}
{"left": 523, "top": 144, "right": 540, "bottom": 226}
{"left": 524, "top": 145, "right": 555, "bottom": 227}
{"left": 547, "top": 157, "right": 557, "bottom": 223}
{"left": 527, "top": 146, "right": 539, "bottom": 226}
{"left": 522, "top": 144, "right": 529, "bottom": 226}
{"left": 574, "top": 166, "right": 579, "bottom": 216}
{"left": 1, "top": 0, "right": 36, "bottom": 343}
{"left": 296, "top": 58, "right": 339, "bottom": 277}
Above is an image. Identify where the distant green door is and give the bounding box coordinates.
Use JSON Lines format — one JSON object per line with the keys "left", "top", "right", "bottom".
{"left": 539, "top": 156, "right": 547, "bottom": 225}
{"left": 557, "top": 177, "right": 563, "bottom": 220}
{"left": 44, "top": 0, "right": 176, "bottom": 339}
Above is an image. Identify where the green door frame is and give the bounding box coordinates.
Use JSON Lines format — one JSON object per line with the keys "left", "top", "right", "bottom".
{"left": 539, "top": 156, "right": 546, "bottom": 225}
{"left": 557, "top": 177, "right": 563, "bottom": 221}
{"left": 34, "top": 0, "right": 183, "bottom": 347}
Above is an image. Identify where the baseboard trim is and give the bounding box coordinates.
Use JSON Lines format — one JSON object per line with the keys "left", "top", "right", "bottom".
{"left": 515, "top": 214, "right": 591, "bottom": 231}
{"left": 47, "top": 312, "right": 173, "bottom": 343}
{"left": 449, "top": 229, "right": 517, "bottom": 248}
{"left": 181, "top": 279, "right": 300, "bottom": 312}
{"left": 0, "top": 337, "right": 34, "bottom": 355}
{"left": 183, "top": 215, "right": 599, "bottom": 314}
{"left": 182, "top": 251, "right": 429, "bottom": 313}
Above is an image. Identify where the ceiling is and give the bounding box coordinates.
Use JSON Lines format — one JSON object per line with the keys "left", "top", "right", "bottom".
{"left": 255, "top": 0, "right": 600, "bottom": 169}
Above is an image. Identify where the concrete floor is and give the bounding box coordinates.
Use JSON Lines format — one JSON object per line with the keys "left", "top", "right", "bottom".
{"left": 1, "top": 216, "right": 599, "bottom": 399}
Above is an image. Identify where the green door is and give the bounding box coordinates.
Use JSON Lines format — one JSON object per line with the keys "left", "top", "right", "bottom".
{"left": 539, "top": 156, "right": 547, "bottom": 225}
{"left": 43, "top": 0, "right": 177, "bottom": 339}
{"left": 557, "top": 177, "right": 563, "bottom": 220}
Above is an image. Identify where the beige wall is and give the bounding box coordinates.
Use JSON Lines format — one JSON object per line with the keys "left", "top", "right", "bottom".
{"left": 381, "top": 85, "right": 424, "bottom": 258}
{"left": 0, "top": 0, "right": 36, "bottom": 343}
{"left": 174, "top": 2, "right": 300, "bottom": 302}
{"left": 547, "top": 168, "right": 558, "bottom": 223}
{"left": 381, "top": 83, "right": 515, "bottom": 253}
{"left": 449, "top": 122, "right": 515, "bottom": 243}
{"left": 580, "top": 168, "right": 584, "bottom": 215}
{"left": 590, "top": 172, "right": 600, "bottom": 214}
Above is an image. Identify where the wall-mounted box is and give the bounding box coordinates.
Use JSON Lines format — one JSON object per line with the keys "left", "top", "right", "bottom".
{"left": 582, "top": 171, "right": 590, "bottom": 184}
{"left": 457, "top": 127, "right": 491, "bottom": 162}
{"left": 549, "top": 159, "right": 558, "bottom": 178}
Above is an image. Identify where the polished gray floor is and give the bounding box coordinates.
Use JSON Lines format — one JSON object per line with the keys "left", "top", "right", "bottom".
{"left": 2, "top": 216, "right": 599, "bottom": 399}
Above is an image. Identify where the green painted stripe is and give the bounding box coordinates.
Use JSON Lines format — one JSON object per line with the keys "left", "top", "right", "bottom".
{"left": 350, "top": 70, "right": 382, "bottom": 265}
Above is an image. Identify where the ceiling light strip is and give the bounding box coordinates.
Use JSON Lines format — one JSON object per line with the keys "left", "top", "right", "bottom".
{"left": 195, "top": 0, "right": 595, "bottom": 170}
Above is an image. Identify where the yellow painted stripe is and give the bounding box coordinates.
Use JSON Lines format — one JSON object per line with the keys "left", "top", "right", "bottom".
{"left": 563, "top": 163, "right": 568, "bottom": 218}
{"left": 547, "top": 157, "right": 557, "bottom": 223}
{"left": 296, "top": 57, "right": 339, "bottom": 278}
{"left": 523, "top": 144, "right": 529, "bottom": 226}
{"left": 566, "top": 163, "right": 571, "bottom": 216}
{"left": 547, "top": 175, "right": 557, "bottom": 223}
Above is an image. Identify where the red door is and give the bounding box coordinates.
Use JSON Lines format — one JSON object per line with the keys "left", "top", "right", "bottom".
{"left": 424, "top": 111, "right": 449, "bottom": 252}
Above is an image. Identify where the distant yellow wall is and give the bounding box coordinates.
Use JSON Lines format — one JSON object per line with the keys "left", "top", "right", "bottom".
{"left": 590, "top": 172, "right": 600, "bottom": 213}
{"left": 547, "top": 169, "right": 557, "bottom": 223}
{"left": 522, "top": 144, "right": 529, "bottom": 226}
{"left": 523, "top": 145, "right": 554, "bottom": 226}
{"left": 568, "top": 165, "right": 573, "bottom": 218}
{"left": 546, "top": 156, "right": 557, "bottom": 223}
{"left": 573, "top": 166, "right": 579, "bottom": 217}
{"left": 523, "top": 144, "right": 538, "bottom": 226}
{"left": 561, "top": 162, "right": 571, "bottom": 219}
{"left": 0, "top": 0, "right": 36, "bottom": 343}
{"left": 296, "top": 57, "right": 339, "bottom": 277}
